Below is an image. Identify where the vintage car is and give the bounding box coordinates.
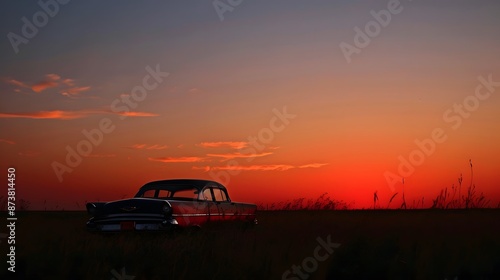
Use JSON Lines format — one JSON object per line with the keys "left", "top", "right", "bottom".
{"left": 86, "top": 179, "right": 257, "bottom": 231}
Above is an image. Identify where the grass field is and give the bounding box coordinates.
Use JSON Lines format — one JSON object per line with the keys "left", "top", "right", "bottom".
{"left": 1, "top": 210, "right": 499, "bottom": 279}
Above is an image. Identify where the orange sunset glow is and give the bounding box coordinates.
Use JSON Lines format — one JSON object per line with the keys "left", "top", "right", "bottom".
{"left": 1, "top": 1, "right": 500, "bottom": 210}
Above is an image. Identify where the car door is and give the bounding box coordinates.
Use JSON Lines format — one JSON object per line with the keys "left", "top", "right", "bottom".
{"left": 212, "top": 187, "right": 238, "bottom": 221}
{"left": 169, "top": 187, "right": 214, "bottom": 227}
{"left": 199, "top": 186, "right": 219, "bottom": 223}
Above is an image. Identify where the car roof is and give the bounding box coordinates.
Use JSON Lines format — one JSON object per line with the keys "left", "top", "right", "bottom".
{"left": 139, "top": 179, "right": 225, "bottom": 192}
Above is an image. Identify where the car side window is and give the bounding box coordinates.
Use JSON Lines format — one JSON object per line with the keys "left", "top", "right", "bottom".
{"left": 157, "top": 190, "right": 170, "bottom": 199}
{"left": 220, "top": 189, "right": 228, "bottom": 201}
{"left": 142, "top": 189, "right": 156, "bottom": 198}
{"left": 172, "top": 189, "right": 198, "bottom": 199}
{"left": 201, "top": 188, "right": 213, "bottom": 201}
{"left": 213, "top": 188, "right": 228, "bottom": 202}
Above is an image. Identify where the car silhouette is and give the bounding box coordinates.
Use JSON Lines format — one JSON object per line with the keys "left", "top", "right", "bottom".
{"left": 86, "top": 179, "right": 257, "bottom": 231}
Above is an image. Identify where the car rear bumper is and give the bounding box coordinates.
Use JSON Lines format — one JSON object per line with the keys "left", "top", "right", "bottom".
{"left": 87, "top": 217, "right": 178, "bottom": 232}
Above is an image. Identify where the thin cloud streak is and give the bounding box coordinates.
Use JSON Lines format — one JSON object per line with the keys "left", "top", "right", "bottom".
{"left": 207, "top": 152, "right": 273, "bottom": 160}
{"left": 149, "top": 156, "right": 206, "bottom": 163}
{"left": 45, "top": 74, "right": 61, "bottom": 81}
{"left": 4, "top": 74, "right": 91, "bottom": 97}
{"left": 118, "top": 112, "right": 159, "bottom": 117}
{"left": 213, "top": 164, "right": 295, "bottom": 171}
{"left": 188, "top": 87, "right": 201, "bottom": 94}
{"left": 0, "top": 110, "right": 89, "bottom": 120}
{"left": 192, "top": 166, "right": 211, "bottom": 172}
{"left": 146, "top": 144, "right": 168, "bottom": 150}
{"left": 0, "top": 139, "right": 15, "bottom": 145}
{"left": 62, "top": 78, "right": 75, "bottom": 86}
{"left": 193, "top": 163, "right": 329, "bottom": 172}
{"left": 32, "top": 80, "right": 58, "bottom": 92}
{"left": 125, "top": 144, "right": 168, "bottom": 150}
{"left": 198, "top": 141, "right": 249, "bottom": 149}
{"left": 298, "top": 163, "right": 330, "bottom": 168}
{"left": 0, "top": 110, "right": 159, "bottom": 120}
{"left": 5, "top": 79, "right": 30, "bottom": 89}
{"left": 61, "top": 86, "right": 91, "bottom": 97}
{"left": 31, "top": 74, "right": 60, "bottom": 92}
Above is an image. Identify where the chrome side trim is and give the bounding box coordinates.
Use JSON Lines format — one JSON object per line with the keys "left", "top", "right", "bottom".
{"left": 102, "top": 213, "right": 164, "bottom": 219}
{"left": 172, "top": 213, "right": 255, "bottom": 217}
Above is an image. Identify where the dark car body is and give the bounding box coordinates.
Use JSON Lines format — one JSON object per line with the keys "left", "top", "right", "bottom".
{"left": 86, "top": 179, "right": 257, "bottom": 231}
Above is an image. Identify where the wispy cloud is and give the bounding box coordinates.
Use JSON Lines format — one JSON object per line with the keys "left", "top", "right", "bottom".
{"left": 0, "top": 109, "right": 159, "bottom": 120}
{"left": 4, "top": 74, "right": 91, "bottom": 97}
{"left": 124, "top": 144, "right": 147, "bottom": 150}
{"left": 192, "top": 166, "right": 211, "bottom": 172}
{"left": 62, "top": 78, "right": 75, "bottom": 86}
{"left": 149, "top": 156, "right": 206, "bottom": 163}
{"left": 207, "top": 152, "right": 273, "bottom": 160}
{"left": 220, "top": 164, "right": 295, "bottom": 171}
{"left": 5, "top": 79, "right": 30, "bottom": 89}
{"left": 45, "top": 74, "right": 61, "bottom": 81}
{"left": 118, "top": 111, "right": 159, "bottom": 117}
{"left": 127, "top": 144, "right": 147, "bottom": 149}
{"left": 31, "top": 74, "right": 60, "bottom": 92}
{"left": 196, "top": 164, "right": 294, "bottom": 171}
{"left": 0, "top": 110, "right": 90, "bottom": 120}
{"left": 0, "top": 139, "right": 15, "bottom": 145}
{"left": 198, "top": 141, "right": 249, "bottom": 149}
{"left": 193, "top": 163, "right": 329, "bottom": 172}
{"left": 145, "top": 144, "right": 168, "bottom": 150}
{"left": 298, "top": 163, "right": 330, "bottom": 168}
{"left": 60, "top": 86, "right": 91, "bottom": 97}
{"left": 188, "top": 87, "right": 201, "bottom": 94}
{"left": 125, "top": 144, "right": 168, "bottom": 150}
{"left": 32, "top": 80, "right": 58, "bottom": 93}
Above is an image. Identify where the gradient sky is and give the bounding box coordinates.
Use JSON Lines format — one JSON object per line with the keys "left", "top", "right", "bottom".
{"left": 1, "top": 0, "right": 500, "bottom": 210}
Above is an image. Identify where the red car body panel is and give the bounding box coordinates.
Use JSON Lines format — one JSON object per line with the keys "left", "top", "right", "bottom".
{"left": 169, "top": 200, "right": 257, "bottom": 227}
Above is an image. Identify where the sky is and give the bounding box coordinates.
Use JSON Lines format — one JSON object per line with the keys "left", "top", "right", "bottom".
{"left": 1, "top": 0, "right": 499, "bottom": 210}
